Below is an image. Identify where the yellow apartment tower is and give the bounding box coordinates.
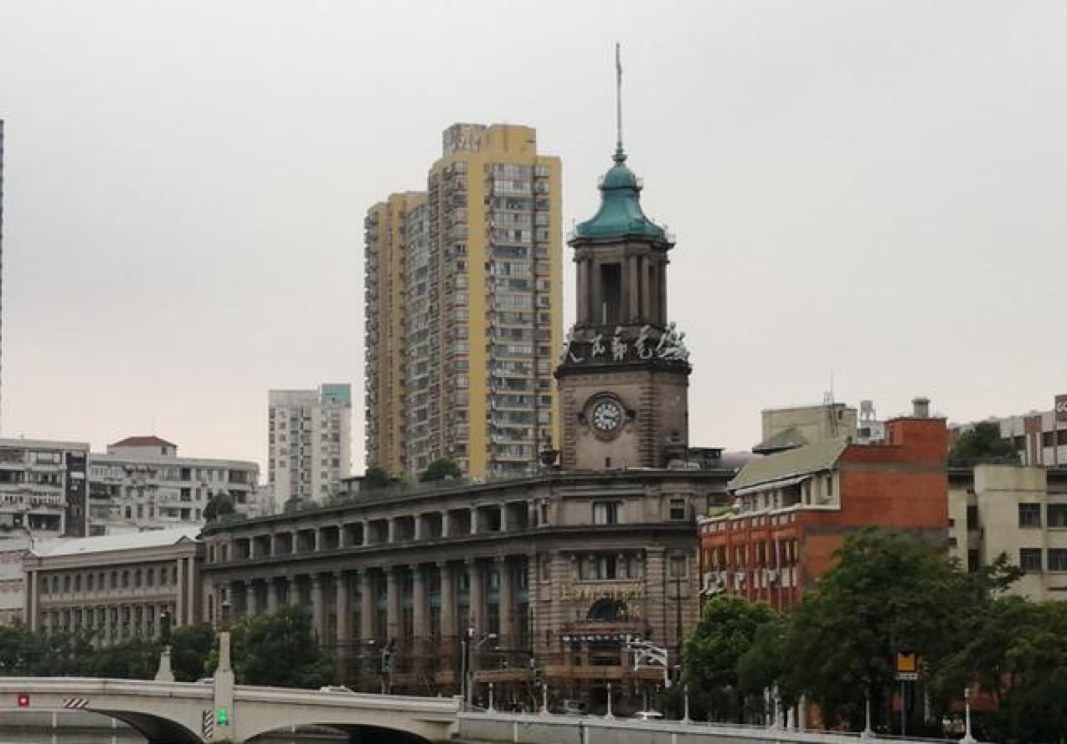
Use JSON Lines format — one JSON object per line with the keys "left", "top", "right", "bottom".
{"left": 364, "top": 123, "right": 562, "bottom": 480}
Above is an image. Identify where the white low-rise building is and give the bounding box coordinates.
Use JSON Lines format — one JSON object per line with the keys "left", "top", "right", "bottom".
{"left": 949, "top": 464, "right": 1067, "bottom": 600}
{"left": 88, "top": 436, "right": 259, "bottom": 534}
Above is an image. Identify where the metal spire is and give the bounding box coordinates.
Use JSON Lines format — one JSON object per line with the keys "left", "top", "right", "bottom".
{"left": 615, "top": 42, "right": 626, "bottom": 163}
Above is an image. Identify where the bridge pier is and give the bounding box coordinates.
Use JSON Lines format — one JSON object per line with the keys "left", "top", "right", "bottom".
{"left": 211, "top": 631, "right": 236, "bottom": 742}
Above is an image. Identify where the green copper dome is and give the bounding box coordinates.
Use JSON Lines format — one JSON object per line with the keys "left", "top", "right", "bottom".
{"left": 573, "top": 148, "right": 671, "bottom": 245}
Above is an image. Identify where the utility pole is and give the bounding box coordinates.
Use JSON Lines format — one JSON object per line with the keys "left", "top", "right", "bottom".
{"left": 673, "top": 573, "right": 684, "bottom": 684}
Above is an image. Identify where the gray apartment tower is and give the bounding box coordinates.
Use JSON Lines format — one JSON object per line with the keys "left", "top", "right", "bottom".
{"left": 1, "top": 120, "right": 5, "bottom": 430}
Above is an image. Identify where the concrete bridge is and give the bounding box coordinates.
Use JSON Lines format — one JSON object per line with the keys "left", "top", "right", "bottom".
{"left": 0, "top": 677, "right": 460, "bottom": 743}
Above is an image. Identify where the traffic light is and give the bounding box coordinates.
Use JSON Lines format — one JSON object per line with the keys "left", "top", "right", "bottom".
{"left": 16, "top": 693, "right": 30, "bottom": 708}
{"left": 216, "top": 707, "right": 229, "bottom": 726}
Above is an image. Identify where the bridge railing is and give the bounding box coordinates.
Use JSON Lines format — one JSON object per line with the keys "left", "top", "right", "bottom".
{"left": 457, "top": 710, "right": 962, "bottom": 744}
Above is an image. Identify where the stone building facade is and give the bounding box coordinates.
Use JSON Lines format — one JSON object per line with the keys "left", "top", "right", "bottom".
{"left": 23, "top": 527, "right": 200, "bottom": 645}
{"left": 199, "top": 468, "right": 729, "bottom": 709}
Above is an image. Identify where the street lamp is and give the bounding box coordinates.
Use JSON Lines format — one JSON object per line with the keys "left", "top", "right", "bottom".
{"left": 961, "top": 687, "right": 977, "bottom": 744}
{"left": 461, "top": 631, "right": 497, "bottom": 707}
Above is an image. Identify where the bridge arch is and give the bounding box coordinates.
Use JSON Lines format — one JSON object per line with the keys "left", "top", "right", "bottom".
{"left": 78, "top": 708, "right": 202, "bottom": 744}
{"left": 246, "top": 722, "right": 431, "bottom": 744}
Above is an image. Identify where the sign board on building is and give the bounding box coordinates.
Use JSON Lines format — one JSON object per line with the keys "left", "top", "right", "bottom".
{"left": 1055, "top": 394, "right": 1067, "bottom": 422}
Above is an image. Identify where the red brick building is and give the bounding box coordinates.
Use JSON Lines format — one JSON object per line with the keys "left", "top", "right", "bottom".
{"left": 698, "top": 400, "right": 948, "bottom": 609}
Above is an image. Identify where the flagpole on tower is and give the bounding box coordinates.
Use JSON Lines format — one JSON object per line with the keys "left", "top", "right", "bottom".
{"left": 615, "top": 42, "right": 625, "bottom": 161}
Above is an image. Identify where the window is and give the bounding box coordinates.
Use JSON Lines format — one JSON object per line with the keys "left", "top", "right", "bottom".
{"left": 578, "top": 553, "right": 637, "bottom": 580}
{"left": 670, "top": 555, "right": 687, "bottom": 578}
{"left": 1047, "top": 503, "right": 1067, "bottom": 527}
{"left": 592, "top": 501, "right": 620, "bottom": 525}
{"left": 1049, "top": 549, "right": 1067, "bottom": 572}
{"left": 1019, "top": 503, "right": 1042, "bottom": 528}
{"left": 1019, "top": 548, "right": 1043, "bottom": 573}
{"left": 669, "top": 498, "right": 687, "bottom": 520}
{"left": 966, "top": 505, "right": 979, "bottom": 530}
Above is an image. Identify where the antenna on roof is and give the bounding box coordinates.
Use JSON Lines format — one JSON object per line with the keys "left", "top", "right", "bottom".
{"left": 614, "top": 42, "right": 626, "bottom": 162}
{"left": 825, "top": 371, "right": 837, "bottom": 435}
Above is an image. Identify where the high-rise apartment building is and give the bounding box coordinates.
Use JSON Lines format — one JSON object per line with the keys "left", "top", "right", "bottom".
{"left": 1, "top": 119, "right": 5, "bottom": 430}
{"left": 364, "top": 123, "right": 562, "bottom": 480}
{"left": 268, "top": 385, "right": 352, "bottom": 503}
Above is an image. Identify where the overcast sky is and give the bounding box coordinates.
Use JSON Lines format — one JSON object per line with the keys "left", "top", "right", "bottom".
{"left": 1, "top": 1, "right": 1065, "bottom": 473}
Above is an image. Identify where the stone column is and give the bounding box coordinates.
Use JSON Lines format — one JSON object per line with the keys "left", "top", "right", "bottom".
{"left": 288, "top": 576, "right": 301, "bottom": 606}
{"left": 338, "top": 523, "right": 350, "bottom": 548}
{"left": 412, "top": 564, "right": 429, "bottom": 644}
{"left": 311, "top": 574, "right": 325, "bottom": 642}
{"left": 499, "top": 504, "right": 509, "bottom": 532}
{"left": 467, "top": 559, "right": 484, "bottom": 633}
{"left": 498, "top": 556, "right": 514, "bottom": 647}
{"left": 186, "top": 557, "right": 196, "bottom": 624}
{"left": 577, "top": 259, "right": 589, "bottom": 324}
{"left": 439, "top": 561, "right": 456, "bottom": 643}
{"left": 414, "top": 514, "right": 424, "bottom": 541}
{"left": 174, "top": 559, "right": 184, "bottom": 626}
{"left": 388, "top": 518, "right": 397, "bottom": 544}
{"left": 386, "top": 567, "right": 401, "bottom": 643}
{"left": 362, "top": 519, "right": 371, "bottom": 546}
{"left": 335, "top": 570, "right": 351, "bottom": 680}
{"left": 246, "top": 580, "right": 258, "bottom": 617}
{"left": 360, "top": 570, "right": 375, "bottom": 640}
{"left": 628, "top": 254, "right": 639, "bottom": 322}
{"left": 441, "top": 510, "right": 450, "bottom": 538}
{"left": 266, "top": 578, "right": 279, "bottom": 613}
{"left": 336, "top": 571, "right": 351, "bottom": 646}
{"left": 26, "top": 570, "right": 38, "bottom": 630}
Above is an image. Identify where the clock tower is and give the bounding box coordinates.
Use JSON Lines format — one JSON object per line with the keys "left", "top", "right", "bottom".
{"left": 556, "top": 140, "right": 691, "bottom": 470}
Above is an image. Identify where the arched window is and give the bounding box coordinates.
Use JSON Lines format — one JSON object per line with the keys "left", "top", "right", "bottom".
{"left": 586, "top": 598, "right": 629, "bottom": 622}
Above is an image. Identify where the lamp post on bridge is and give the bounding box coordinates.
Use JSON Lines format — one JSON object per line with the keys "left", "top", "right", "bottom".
{"left": 461, "top": 630, "right": 497, "bottom": 708}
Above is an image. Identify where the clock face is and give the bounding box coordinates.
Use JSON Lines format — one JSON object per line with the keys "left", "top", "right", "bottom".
{"left": 591, "top": 398, "right": 624, "bottom": 432}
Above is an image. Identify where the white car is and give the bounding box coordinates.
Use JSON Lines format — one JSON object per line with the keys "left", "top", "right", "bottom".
{"left": 632, "top": 710, "right": 664, "bottom": 721}
{"left": 319, "top": 685, "right": 356, "bottom": 694}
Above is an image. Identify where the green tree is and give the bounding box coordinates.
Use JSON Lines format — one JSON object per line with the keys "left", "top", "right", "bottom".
{"left": 737, "top": 613, "right": 794, "bottom": 714}
{"left": 948, "top": 421, "right": 1019, "bottom": 467}
{"left": 170, "top": 623, "right": 216, "bottom": 682}
{"left": 204, "top": 492, "right": 236, "bottom": 522}
{"left": 89, "top": 637, "right": 157, "bottom": 679}
{"left": 419, "top": 459, "right": 463, "bottom": 482}
{"left": 363, "top": 466, "right": 395, "bottom": 490}
{"left": 0, "top": 623, "right": 36, "bottom": 675}
{"left": 231, "top": 606, "right": 333, "bottom": 688}
{"left": 782, "top": 528, "right": 991, "bottom": 730}
{"left": 683, "top": 595, "right": 777, "bottom": 721}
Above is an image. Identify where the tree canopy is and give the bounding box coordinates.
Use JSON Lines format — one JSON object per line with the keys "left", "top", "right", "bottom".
{"left": 419, "top": 458, "right": 463, "bottom": 482}
{"left": 362, "top": 466, "right": 394, "bottom": 490}
{"left": 680, "top": 528, "right": 1067, "bottom": 740}
{"left": 170, "top": 623, "right": 215, "bottom": 681}
{"left": 948, "top": 421, "right": 1019, "bottom": 467}
{"left": 203, "top": 492, "right": 236, "bottom": 522}
{"left": 230, "top": 606, "right": 333, "bottom": 688}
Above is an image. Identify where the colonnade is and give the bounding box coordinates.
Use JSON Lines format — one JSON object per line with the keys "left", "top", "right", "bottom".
{"left": 209, "top": 554, "right": 530, "bottom": 651}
